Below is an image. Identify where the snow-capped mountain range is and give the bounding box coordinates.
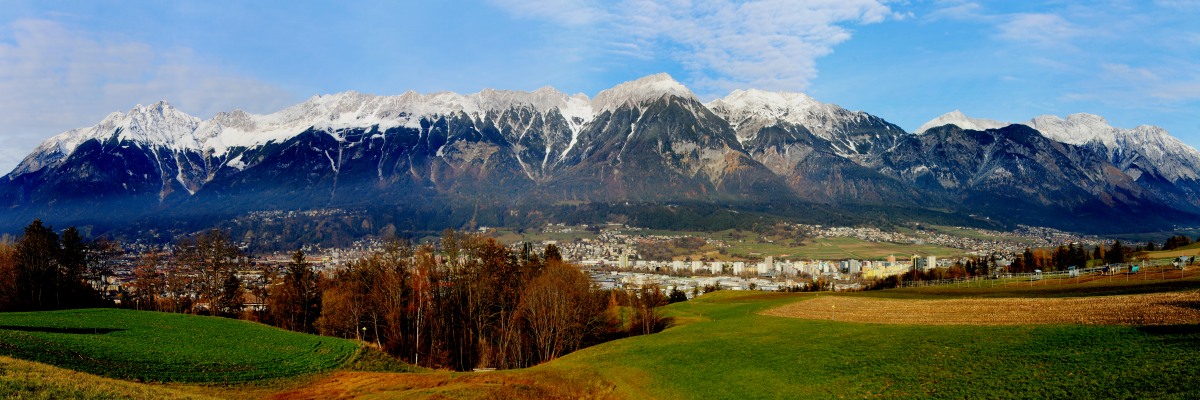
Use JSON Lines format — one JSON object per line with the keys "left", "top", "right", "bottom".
{"left": 4, "top": 74, "right": 1200, "bottom": 236}
{"left": 920, "top": 110, "right": 1200, "bottom": 184}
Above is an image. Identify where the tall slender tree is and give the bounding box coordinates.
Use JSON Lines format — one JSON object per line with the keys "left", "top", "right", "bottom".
{"left": 175, "top": 229, "right": 244, "bottom": 315}
{"left": 270, "top": 249, "right": 324, "bottom": 333}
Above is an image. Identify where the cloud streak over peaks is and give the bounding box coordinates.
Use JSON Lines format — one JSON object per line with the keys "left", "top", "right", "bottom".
{"left": 491, "top": 0, "right": 902, "bottom": 97}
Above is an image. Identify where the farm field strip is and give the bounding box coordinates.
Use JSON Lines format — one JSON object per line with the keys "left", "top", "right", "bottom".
{"left": 764, "top": 292, "right": 1200, "bottom": 325}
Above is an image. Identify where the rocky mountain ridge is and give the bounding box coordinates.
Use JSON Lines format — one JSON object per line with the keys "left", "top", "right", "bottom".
{"left": 4, "top": 74, "right": 1199, "bottom": 235}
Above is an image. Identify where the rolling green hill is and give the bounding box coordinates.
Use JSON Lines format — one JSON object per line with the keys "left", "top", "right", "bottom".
{"left": 0, "top": 308, "right": 362, "bottom": 383}
{"left": 533, "top": 290, "right": 1200, "bottom": 398}
{"left": 3, "top": 280, "right": 1200, "bottom": 398}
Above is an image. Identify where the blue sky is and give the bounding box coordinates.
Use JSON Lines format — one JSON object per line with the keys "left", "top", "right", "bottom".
{"left": 2, "top": 0, "right": 1199, "bottom": 173}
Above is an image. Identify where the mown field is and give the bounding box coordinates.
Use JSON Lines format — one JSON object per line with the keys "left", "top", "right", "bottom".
{"left": 863, "top": 266, "right": 1200, "bottom": 299}
{"left": 5, "top": 276, "right": 1200, "bottom": 399}
{"left": 534, "top": 290, "right": 1200, "bottom": 399}
{"left": 768, "top": 292, "right": 1200, "bottom": 325}
{"left": 1139, "top": 241, "right": 1200, "bottom": 260}
{"left": 0, "top": 308, "right": 365, "bottom": 383}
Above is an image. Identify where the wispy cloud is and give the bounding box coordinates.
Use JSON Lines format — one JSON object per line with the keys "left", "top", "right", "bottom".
{"left": 491, "top": 0, "right": 902, "bottom": 97}
{"left": 924, "top": 0, "right": 987, "bottom": 21}
{"left": 996, "top": 13, "right": 1083, "bottom": 48}
{"left": 487, "top": 0, "right": 605, "bottom": 25}
{"left": 0, "top": 19, "right": 296, "bottom": 173}
{"left": 1064, "top": 62, "right": 1200, "bottom": 108}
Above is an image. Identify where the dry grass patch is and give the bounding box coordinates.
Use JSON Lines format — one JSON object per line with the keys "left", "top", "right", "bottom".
{"left": 764, "top": 292, "right": 1200, "bottom": 325}
{"left": 0, "top": 356, "right": 217, "bottom": 400}
{"left": 265, "top": 369, "right": 621, "bottom": 400}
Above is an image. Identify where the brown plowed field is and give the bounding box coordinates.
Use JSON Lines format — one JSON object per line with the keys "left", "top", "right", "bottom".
{"left": 764, "top": 292, "right": 1200, "bottom": 325}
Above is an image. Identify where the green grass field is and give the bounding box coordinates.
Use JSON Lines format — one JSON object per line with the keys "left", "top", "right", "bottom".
{"left": 1138, "top": 241, "right": 1200, "bottom": 260}
{"left": 0, "top": 355, "right": 217, "bottom": 399}
{"left": 859, "top": 269, "right": 1200, "bottom": 299}
{"left": 535, "top": 290, "right": 1200, "bottom": 399}
{"left": 3, "top": 276, "right": 1200, "bottom": 398}
{"left": 0, "top": 308, "right": 362, "bottom": 383}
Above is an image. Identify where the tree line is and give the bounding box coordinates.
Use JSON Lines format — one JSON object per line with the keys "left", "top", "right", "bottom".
{"left": 305, "top": 230, "right": 674, "bottom": 370}
{"left": 866, "top": 240, "right": 1146, "bottom": 290}
{"left": 121, "top": 228, "right": 671, "bottom": 371}
{"left": 0, "top": 220, "right": 118, "bottom": 311}
{"left": 0, "top": 219, "right": 675, "bottom": 370}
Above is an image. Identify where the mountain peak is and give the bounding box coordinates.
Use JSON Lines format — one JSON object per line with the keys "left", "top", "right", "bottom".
{"left": 591, "top": 73, "right": 696, "bottom": 113}
{"left": 707, "top": 88, "right": 828, "bottom": 133}
{"left": 140, "top": 100, "right": 173, "bottom": 112}
{"left": 916, "top": 110, "right": 1009, "bottom": 133}
{"left": 710, "top": 89, "right": 820, "bottom": 111}
{"left": 1023, "top": 113, "right": 1118, "bottom": 146}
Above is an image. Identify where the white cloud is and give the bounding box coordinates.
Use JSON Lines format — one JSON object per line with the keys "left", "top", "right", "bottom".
{"left": 996, "top": 13, "right": 1083, "bottom": 48}
{"left": 1061, "top": 62, "right": 1200, "bottom": 110}
{"left": 1155, "top": 0, "right": 1200, "bottom": 10}
{"left": 491, "top": 0, "right": 901, "bottom": 97}
{"left": 924, "top": 3, "right": 1095, "bottom": 50}
{"left": 925, "top": 1, "right": 986, "bottom": 21}
{"left": 486, "top": 0, "right": 605, "bottom": 25}
{"left": 0, "top": 19, "right": 296, "bottom": 173}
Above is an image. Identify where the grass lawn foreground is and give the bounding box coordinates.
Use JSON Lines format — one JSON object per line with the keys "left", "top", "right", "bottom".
{"left": 0, "top": 308, "right": 361, "bottom": 383}
{"left": 541, "top": 290, "right": 1200, "bottom": 399}
{"left": 2, "top": 281, "right": 1200, "bottom": 398}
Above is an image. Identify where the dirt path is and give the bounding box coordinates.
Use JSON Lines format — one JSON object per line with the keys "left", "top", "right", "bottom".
{"left": 764, "top": 292, "right": 1200, "bottom": 325}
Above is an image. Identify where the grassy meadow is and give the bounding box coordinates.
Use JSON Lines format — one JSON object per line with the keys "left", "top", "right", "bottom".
{"left": 528, "top": 290, "right": 1200, "bottom": 399}
{"left": 1138, "top": 241, "right": 1200, "bottom": 260}
{"left": 0, "top": 355, "right": 220, "bottom": 400}
{"left": 0, "top": 308, "right": 363, "bottom": 383}
{"left": 2, "top": 276, "right": 1200, "bottom": 398}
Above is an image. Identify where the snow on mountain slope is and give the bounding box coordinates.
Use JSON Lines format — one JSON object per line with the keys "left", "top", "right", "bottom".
{"left": 21, "top": 74, "right": 707, "bottom": 171}
{"left": 591, "top": 73, "right": 696, "bottom": 114}
{"left": 16, "top": 88, "right": 606, "bottom": 177}
{"left": 709, "top": 89, "right": 897, "bottom": 137}
{"left": 708, "top": 89, "right": 828, "bottom": 141}
{"left": 916, "top": 110, "right": 1010, "bottom": 134}
{"left": 12, "top": 101, "right": 202, "bottom": 176}
{"left": 707, "top": 88, "right": 904, "bottom": 158}
{"left": 16, "top": 74, "right": 1200, "bottom": 194}
{"left": 1118, "top": 125, "right": 1200, "bottom": 181}
{"left": 197, "top": 88, "right": 599, "bottom": 158}
{"left": 918, "top": 110, "right": 1200, "bottom": 183}
{"left": 1025, "top": 114, "right": 1200, "bottom": 182}
{"left": 1024, "top": 113, "right": 1119, "bottom": 148}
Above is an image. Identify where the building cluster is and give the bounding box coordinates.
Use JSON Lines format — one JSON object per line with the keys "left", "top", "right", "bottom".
{"left": 784, "top": 223, "right": 1103, "bottom": 256}
{"left": 546, "top": 227, "right": 730, "bottom": 262}
{"left": 239, "top": 208, "right": 360, "bottom": 222}
{"left": 95, "top": 220, "right": 1114, "bottom": 301}
{"left": 588, "top": 271, "right": 794, "bottom": 296}
{"left": 576, "top": 251, "right": 925, "bottom": 288}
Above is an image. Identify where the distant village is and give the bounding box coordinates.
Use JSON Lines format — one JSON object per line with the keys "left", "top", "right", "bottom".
{"left": 90, "top": 222, "right": 1111, "bottom": 304}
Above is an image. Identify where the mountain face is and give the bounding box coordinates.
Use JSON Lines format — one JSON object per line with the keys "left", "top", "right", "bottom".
{"left": 708, "top": 89, "right": 919, "bottom": 204}
{"left": 4, "top": 74, "right": 1200, "bottom": 237}
{"left": 920, "top": 111, "right": 1200, "bottom": 214}
{"left": 872, "top": 124, "right": 1174, "bottom": 231}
